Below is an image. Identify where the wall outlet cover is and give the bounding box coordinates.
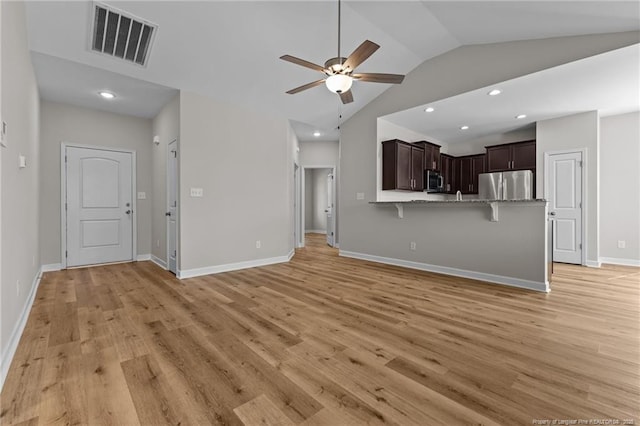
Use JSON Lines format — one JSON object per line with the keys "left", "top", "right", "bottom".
{"left": 190, "top": 188, "right": 204, "bottom": 197}
{"left": 137, "top": 192, "right": 146, "bottom": 199}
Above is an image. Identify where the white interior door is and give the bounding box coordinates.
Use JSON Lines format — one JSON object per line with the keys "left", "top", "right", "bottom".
{"left": 66, "top": 146, "right": 133, "bottom": 267}
{"left": 326, "top": 172, "right": 335, "bottom": 247}
{"left": 548, "top": 151, "right": 582, "bottom": 264}
{"left": 167, "top": 140, "right": 178, "bottom": 274}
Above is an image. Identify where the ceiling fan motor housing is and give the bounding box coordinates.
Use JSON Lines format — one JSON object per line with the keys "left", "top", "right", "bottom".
{"left": 325, "top": 57, "right": 349, "bottom": 74}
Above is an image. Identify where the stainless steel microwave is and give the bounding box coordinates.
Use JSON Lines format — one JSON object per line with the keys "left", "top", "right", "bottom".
{"left": 425, "top": 170, "right": 444, "bottom": 193}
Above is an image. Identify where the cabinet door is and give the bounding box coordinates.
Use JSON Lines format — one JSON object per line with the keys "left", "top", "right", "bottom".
{"left": 486, "top": 145, "right": 511, "bottom": 172}
{"left": 396, "top": 143, "right": 413, "bottom": 190}
{"left": 412, "top": 147, "right": 425, "bottom": 191}
{"left": 441, "top": 155, "right": 451, "bottom": 192}
{"left": 433, "top": 146, "right": 441, "bottom": 171}
{"left": 512, "top": 141, "right": 536, "bottom": 170}
{"left": 471, "top": 155, "right": 485, "bottom": 193}
{"left": 459, "top": 158, "right": 472, "bottom": 194}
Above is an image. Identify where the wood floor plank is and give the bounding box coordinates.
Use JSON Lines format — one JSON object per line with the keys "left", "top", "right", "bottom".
{"left": 233, "top": 394, "right": 296, "bottom": 426}
{"left": 1, "top": 234, "right": 638, "bottom": 425}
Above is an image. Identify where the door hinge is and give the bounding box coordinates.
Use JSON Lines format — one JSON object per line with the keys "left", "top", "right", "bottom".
{"left": 65, "top": 155, "right": 67, "bottom": 163}
{"left": 65, "top": 250, "right": 68, "bottom": 257}
{"left": 579, "top": 243, "right": 582, "bottom": 249}
{"left": 65, "top": 202, "right": 67, "bottom": 211}
{"left": 578, "top": 161, "right": 583, "bottom": 167}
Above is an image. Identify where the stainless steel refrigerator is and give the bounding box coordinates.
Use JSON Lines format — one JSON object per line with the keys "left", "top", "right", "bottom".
{"left": 478, "top": 170, "right": 533, "bottom": 200}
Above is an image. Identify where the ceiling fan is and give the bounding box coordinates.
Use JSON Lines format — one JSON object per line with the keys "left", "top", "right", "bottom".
{"left": 280, "top": 0, "right": 405, "bottom": 104}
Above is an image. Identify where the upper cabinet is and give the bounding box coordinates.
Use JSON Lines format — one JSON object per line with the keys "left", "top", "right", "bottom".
{"left": 486, "top": 140, "right": 536, "bottom": 172}
{"left": 457, "top": 154, "right": 485, "bottom": 194}
{"left": 382, "top": 140, "right": 425, "bottom": 191}
{"left": 440, "top": 154, "right": 455, "bottom": 193}
{"left": 414, "top": 141, "right": 441, "bottom": 171}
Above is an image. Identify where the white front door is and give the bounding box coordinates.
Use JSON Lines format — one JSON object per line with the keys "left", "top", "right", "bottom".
{"left": 326, "top": 172, "right": 335, "bottom": 247}
{"left": 167, "top": 140, "right": 178, "bottom": 274}
{"left": 66, "top": 146, "right": 134, "bottom": 267}
{"left": 548, "top": 151, "right": 582, "bottom": 264}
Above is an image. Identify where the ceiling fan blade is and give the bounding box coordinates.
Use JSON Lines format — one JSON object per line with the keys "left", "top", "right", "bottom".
{"left": 352, "top": 73, "right": 405, "bottom": 84}
{"left": 280, "top": 55, "right": 326, "bottom": 73}
{"left": 343, "top": 40, "right": 380, "bottom": 71}
{"left": 339, "top": 90, "right": 354, "bottom": 104}
{"left": 286, "top": 79, "right": 326, "bottom": 94}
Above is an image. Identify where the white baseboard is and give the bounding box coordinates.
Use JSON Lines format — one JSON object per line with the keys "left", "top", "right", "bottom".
{"left": 305, "top": 230, "right": 327, "bottom": 234}
{"left": 150, "top": 254, "right": 167, "bottom": 269}
{"left": 339, "top": 250, "right": 549, "bottom": 293}
{"left": 586, "top": 259, "right": 602, "bottom": 268}
{"left": 41, "top": 263, "right": 62, "bottom": 272}
{"left": 178, "top": 250, "right": 295, "bottom": 279}
{"left": 1, "top": 267, "right": 44, "bottom": 392}
{"left": 599, "top": 257, "right": 640, "bottom": 267}
{"left": 136, "top": 254, "right": 151, "bottom": 261}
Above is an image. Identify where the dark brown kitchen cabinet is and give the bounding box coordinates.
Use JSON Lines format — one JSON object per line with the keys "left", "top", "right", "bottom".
{"left": 382, "top": 139, "right": 425, "bottom": 191}
{"left": 440, "top": 153, "right": 454, "bottom": 193}
{"left": 414, "top": 141, "right": 441, "bottom": 170}
{"left": 456, "top": 154, "right": 485, "bottom": 194}
{"left": 486, "top": 140, "right": 536, "bottom": 172}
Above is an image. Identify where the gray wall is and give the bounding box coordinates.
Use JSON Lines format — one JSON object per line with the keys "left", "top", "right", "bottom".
{"left": 536, "top": 111, "right": 599, "bottom": 265}
{"left": 339, "top": 32, "right": 638, "bottom": 284}
{"left": 600, "top": 111, "right": 640, "bottom": 263}
{"left": 178, "top": 91, "right": 293, "bottom": 272}
{"left": 1, "top": 0, "right": 41, "bottom": 382}
{"left": 151, "top": 94, "right": 180, "bottom": 263}
{"left": 304, "top": 168, "right": 313, "bottom": 230}
{"left": 39, "top": 101, "right": 153, "bottom": 265}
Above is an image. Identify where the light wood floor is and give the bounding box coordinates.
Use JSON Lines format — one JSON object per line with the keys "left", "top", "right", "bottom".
{"left": 1, "top": 234, "right": 639, "bottom": 425}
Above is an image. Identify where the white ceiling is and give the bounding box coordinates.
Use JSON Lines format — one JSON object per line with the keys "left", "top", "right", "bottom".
{"left": 24, "top": 1, "right": 640, "bottom": 140}
{"left": 382, "top": 44, "right": 640, "bottom": 144}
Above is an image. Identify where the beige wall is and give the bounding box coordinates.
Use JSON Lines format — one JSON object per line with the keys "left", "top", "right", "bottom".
{"left": 151, "top": 94, "right": 180, "bottom": 264}
{"left": 339, "top": 32, "right": 638, "bottom": 285}
{"left": 178, "top": 91, "right": 293, "bottom": 273}
{"left": 536, "top": 111, "right": 600, "bottom": 265}
{"left": 39, "top": 101, "right": 153, "bottom": 265}
{"left": 1, "top": 0, "right": 41, "bottom": 384}
{"left": 600, "top": 111, "right": 640, "bottom": 264}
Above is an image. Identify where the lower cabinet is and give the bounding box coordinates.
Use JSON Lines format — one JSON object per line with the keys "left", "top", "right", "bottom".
{"left": 382, "top": 139, "right": 425, "bottom": 191}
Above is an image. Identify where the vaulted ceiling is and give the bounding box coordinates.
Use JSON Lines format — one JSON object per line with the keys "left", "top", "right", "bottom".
{"left": 25, "top": 1, "right": 640, "bottom": 141}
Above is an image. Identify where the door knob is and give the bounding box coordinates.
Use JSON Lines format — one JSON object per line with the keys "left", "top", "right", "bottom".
{"left": 165, "top": 212, "right": 171, "bottom": 216}
{"left": 549, "top": 212, "right": 556, "bottom": 216}
{"left": 125, "top": 210, "right": 132, "bottom": 215}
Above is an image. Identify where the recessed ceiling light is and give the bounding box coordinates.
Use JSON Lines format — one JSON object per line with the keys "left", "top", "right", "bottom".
{"left": 516, "top": 114, "right": 527, "bottom": 119}
{"left": 313, "top": 131, "right": 321, "bottom": 137}
{"left": 488, "top": 89, "right": 501, "bottom": 96}
{"left": 460, "top": 125, "right": 469, "bottom": 130}
{"left": 425, "top": 107, "right": 435, "bottom": 113}
{"left": 99, "top": 91, "right": 115, "bottom": 99}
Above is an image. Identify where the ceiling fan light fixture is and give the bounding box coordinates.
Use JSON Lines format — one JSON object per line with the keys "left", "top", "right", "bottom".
{"left": 325, "top": 74, "right": 353, "bottom": 94}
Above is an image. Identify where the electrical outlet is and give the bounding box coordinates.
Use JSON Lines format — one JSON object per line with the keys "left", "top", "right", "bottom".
{"left": 410, "top": 242, "right": 416, "bottom": 251}
{"left": 190, "top": 187, "right": 203, "bottom": 197}
{"left": 137, "top": 192, "right": 146, "bottom": 200}
{"left": 618, "top": 240, "right": 626, "bottom": 249}
{"left": 356, "top": 192, "right": 365, "bottom": 200}
{"left": 256, "top": 240, "right": 261, "bottom": 249}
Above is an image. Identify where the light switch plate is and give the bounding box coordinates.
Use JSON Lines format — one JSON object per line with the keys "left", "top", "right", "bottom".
{"left": 190, "top": 187, "right": 204, "bottom": 197}
{"left": 1, "top": 121, "right": 7, "bottom": 148}
{"left": 137, "top": 192, "right": 146, "bottom": 200}
{"left": 18, "top": 154, "right": 27, "bottom": 168}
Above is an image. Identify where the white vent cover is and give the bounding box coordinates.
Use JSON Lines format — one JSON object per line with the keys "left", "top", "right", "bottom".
{"left": 91, "top": 2, "right": 157, "bottom": 66}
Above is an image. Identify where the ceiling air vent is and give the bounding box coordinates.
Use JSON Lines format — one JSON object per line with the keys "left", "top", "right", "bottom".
{"left": 91, "top": 2, "right": 157, "bottom": 66}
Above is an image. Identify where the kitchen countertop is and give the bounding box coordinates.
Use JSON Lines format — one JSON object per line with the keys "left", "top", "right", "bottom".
{"left": 370, "top": 199, "right": 547, "bottom": 204}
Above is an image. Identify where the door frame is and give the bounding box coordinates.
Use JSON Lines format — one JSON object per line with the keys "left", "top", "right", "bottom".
{"left": 60, "top": 143, "right": 137, "bottom": 269}
{"left": 166, "top": 139, "right": 179, "bottom": 273}
{"left": 300, "top": 165, "right": 336, "bottom": 248}
{"left": 543, "top": 148, "right": 587, "bottom": 266}
{"left": 294, "top": 163, "right": 302, "bottom": 248}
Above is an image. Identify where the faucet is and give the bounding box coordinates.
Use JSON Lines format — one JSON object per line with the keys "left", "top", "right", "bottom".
{"left": 456, "top": 190, "right": 462, "bottom": 201}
